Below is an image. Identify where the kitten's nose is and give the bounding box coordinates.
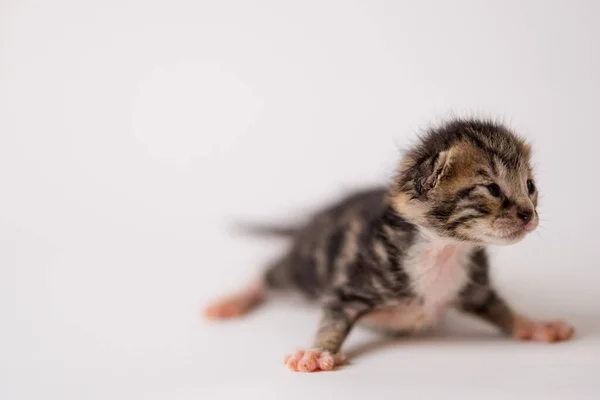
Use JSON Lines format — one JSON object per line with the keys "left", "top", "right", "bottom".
{"left": 517, "top": 207, "right": 534, "bottom": 222}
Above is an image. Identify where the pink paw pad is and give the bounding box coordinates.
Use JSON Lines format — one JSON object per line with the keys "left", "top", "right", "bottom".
{"left": 514, "top": 320, "right": 575, "bottom": 343}
{"left": 284, "top": 349, "right": 346, "bottom": 372}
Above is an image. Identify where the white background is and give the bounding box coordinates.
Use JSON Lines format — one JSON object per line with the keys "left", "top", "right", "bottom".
{"left": 1, "top": 0, "right": 599, "bottom": 399}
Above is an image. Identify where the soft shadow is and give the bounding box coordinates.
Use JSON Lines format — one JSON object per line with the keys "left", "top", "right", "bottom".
{"left": 345, "top": 329, "right": 503, "bottom": 360}
{"left": 346, "top": 308, "right": 600, "bottom": 360}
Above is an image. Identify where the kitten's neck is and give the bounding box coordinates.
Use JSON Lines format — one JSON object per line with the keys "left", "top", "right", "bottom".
{"left": 381, "top": 199, "right": 481, "bottom": 254}
{"left": 415, "top": 225, "right": 481, "bottom": 254}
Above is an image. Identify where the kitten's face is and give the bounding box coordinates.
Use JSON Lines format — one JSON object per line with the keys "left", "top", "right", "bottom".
{"left": 393, "top": 123, "right": 538, "bottom": 245}
{"left": 426, "top": 142, "right": 538, "bottom": 244}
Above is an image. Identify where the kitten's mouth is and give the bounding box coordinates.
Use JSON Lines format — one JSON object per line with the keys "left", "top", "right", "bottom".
{"left": 496, "top": 221, "right": 537, "bottom": 241}
{"left": 487, "top": 216, "right": 538, "bottom": 243}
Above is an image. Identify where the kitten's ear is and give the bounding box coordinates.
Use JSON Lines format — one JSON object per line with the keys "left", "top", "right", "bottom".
{"left": 522, "top": 141, "right": 532, "bottom": 158}
{"left": 414, "top": 147, "right": 455, "bottom": 196}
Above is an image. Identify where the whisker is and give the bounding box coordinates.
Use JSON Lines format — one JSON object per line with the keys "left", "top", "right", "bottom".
{"left": 535, "top": 231, "right": 546, "bottom": 240}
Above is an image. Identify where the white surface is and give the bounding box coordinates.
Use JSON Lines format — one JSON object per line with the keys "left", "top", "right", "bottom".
{"left": 1, "top": 0, "right": 599, "bottom": 399}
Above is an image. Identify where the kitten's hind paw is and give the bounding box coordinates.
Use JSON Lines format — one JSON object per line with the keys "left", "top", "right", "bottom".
{"left": 203, "top": 281, "right": 265, "bottom": 320}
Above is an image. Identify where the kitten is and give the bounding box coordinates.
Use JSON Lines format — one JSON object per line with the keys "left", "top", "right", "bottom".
{"left": 205, "top": 118, "right": 574, "bottom": 372}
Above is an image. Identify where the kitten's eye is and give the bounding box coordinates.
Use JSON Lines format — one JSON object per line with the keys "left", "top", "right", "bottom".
{"left": 527, "top": 179, "right": 535, "bottom": 195}
{"left": 487, "top": 183, "right": 502, "bottom": 198}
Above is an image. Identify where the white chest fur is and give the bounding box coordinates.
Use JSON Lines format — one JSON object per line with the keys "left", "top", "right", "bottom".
{"left": 361, "top": 233, "right": 475, "bottom": 334}
{"left": 402, "top": 229, "right": 474, "bottom": 326}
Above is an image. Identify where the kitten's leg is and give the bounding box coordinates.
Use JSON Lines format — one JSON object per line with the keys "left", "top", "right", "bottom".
{"left": 203, "top": 256, "right": 292, "bottom": 320}
{"left": 285, "top": 292, "right": 375, "bottom": 372}
{"left": 203, "top": 279, "right": 266, "bottom": 319}
{"left": 457, "top": 283, "right": 575, "bottom": 343}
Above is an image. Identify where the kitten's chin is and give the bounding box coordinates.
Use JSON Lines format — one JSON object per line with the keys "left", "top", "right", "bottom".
{"left": 481, "top": 229, "right": 529, "bottom": 245}
{"left": 425, "top": 226, "right": 527, "bottom": 246}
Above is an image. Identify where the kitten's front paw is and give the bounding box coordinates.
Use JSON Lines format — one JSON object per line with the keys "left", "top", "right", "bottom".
{"left": 513, "top": 319, "right": 575, "bottom": 343}
{"left": 284, "top": 349, "right": 346, "bottom": 372}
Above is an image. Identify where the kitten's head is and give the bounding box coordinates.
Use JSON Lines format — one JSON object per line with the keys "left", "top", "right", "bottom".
{"left": 391, "top": 118, "right": 538, "bottom": 245}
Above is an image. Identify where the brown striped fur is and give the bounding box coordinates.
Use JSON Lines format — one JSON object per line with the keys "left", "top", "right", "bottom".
{"left": 205, "top": 118, "right": 574, "bottom": 372}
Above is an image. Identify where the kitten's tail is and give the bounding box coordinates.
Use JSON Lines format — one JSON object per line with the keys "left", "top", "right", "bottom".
{"left": 230, "top": 221, "right": 299, "bottom": 238}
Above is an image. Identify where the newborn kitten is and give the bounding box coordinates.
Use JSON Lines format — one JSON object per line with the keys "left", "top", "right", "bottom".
{"left": 204, "top": 118, "right": 574, "bottom": 372}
